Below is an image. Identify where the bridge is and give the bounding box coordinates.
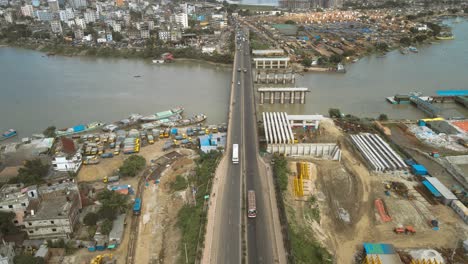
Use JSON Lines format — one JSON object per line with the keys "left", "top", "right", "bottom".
{"left": 253, "top": 57, "right": 290, "bottom": 69}
{"left": 258, "top": 87, "right": 309, "bottom": 104}
{"left": 203, "top": 27, "right": 286, "bottom": 264}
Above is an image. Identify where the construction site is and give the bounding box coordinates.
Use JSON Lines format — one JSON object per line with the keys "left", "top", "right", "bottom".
{"left": 273, "top": 117, "right": 468, "bottom": 264}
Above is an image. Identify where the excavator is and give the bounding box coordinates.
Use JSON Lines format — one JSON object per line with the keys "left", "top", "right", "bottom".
{"left": 90, "top": 253, "right": 116, "bottom": 264}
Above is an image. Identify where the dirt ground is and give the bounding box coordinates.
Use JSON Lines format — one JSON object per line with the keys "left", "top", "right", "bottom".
{"left": 134, "top": 154, "right": 195, "bottom": 264}
{"left": 287, "top": 119, "right": 468, "bottom": 263}
{"left": 77, "top": 140, "right": 168, "bottom": 182}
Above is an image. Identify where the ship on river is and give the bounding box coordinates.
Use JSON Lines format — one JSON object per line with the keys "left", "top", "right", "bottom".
{"left": 56, "top": 122, "right": 105, "bottom": 136}
{"left": 1, "top": 129, "right": 17, "bottom": 141}
{"left": 140, "top": 107, "right": 184, "bottom": 122}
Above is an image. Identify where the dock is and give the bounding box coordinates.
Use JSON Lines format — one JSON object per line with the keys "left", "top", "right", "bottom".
{"left": 410, "top": 95, "right": 441, "bottom": 117}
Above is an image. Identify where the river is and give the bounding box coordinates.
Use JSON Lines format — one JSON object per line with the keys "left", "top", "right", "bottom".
{"left": 0, "top": 49, "right": 231, "bottom": 138}
{"left": 260, "top": 18, "right": 468, "bottom": 119}
{"left": 1, "top": 19, "right": 467, "bottom": 139}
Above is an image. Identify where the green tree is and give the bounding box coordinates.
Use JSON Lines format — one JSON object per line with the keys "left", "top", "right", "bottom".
{"left": 83, "top": 212, "right": 99, "bottom": 226}
{"left": 415, "top": 34, "right": 427, "bottom": 42}
{"left": 0, "top": 211, "right": 19, "bottom": 235}
{"left": 43, "top": 126, "right": 56, "bottom": 138}
{"left": 100, "top": 219, "right": 113, "bottom": 235}
{"left": 409, "top": 27, "right": 418, "bottom": 34}
{"left": 301, "top": 57, "right": 312, "bottom": 67}
{"left": 13, "top": 255, "right": 45, "bottom": 264}
{"left": 375, "top": 42, "right": 389, "bottom": 52}
{"left": 112, "top": 31, "right": 123, "bottom": 42}
{"left": 98, "top": 189, "right": 129, "bottom": 215}
{"left": 399, "top": 36, "right": 412, "bottom": 46}
{"left": 328, "top": 108, "right": 342, "bottom": 118}
{"left": 10, "top": 159, "right": 50, "bottom": 186}
{"left": 426, "top": 22, "right": 441, "bottom": 36}
{"left": 329, "top": 54, "right": 343, "bottom": 63}
{"left": 272, "top": 155, "right": 288, "bottom": 192}
{"left": 98, "top": 206, "right": 117, "bottom": 221}
{"left": 284, "top": 20, "right": 296, "bottom": 24}
{"left": 119, "top": 155, "right": 146, "bottom": 177}
{"left": 378, "top": 114, "right": 389, "bottom": 121}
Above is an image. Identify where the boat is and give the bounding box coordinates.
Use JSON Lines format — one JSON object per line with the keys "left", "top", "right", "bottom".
{"left": 134, "top": 75, "right": 142, "bottom": 78}
{"left": 140, "top": 107, "right": 184, "bottom": 122}
{"left": 1, "top": 129, "right": 17, "bottom": 141}
{"left": 177, "top": 114, "right": 207, "bottom": 127}
{"left": 386, "top": 92, "right": 433, "bottom": 104}
{"left": 152, "top": 59, "right": 165, "bottom": 64}
{"left": 408, "top": 46, "right": 418, "bottom": 53}
{"left": 399, "top": 47, "right": 409, "bottom": 55}
{"left": 436, "top": 33, "right": 455, "bottom": 40}
{"left": 336, "top": 63, "right": 346, "bottom": 73}
{"left": 56, "top": 122, "right": 105, "bottom": 137}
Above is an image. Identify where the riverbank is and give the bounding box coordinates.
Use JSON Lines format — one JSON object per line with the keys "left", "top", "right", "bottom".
{"left": 0, "top": 38, "right": 234, "bottom": 65}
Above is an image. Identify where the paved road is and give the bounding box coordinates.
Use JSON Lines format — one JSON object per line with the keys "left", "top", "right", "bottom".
{"left": 212, "top": 27, "right": 277, "bottom": 264}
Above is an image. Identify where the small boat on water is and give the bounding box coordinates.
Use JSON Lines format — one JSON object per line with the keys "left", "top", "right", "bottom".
{"left": 1, "top": 129, "right": 17, "bottom": 141}
{"left": 386, "top": 92, "right": 433, "bottom": 104}
{"left": 336, "top": 63, "right": 346, "bottom": 73}
{"left": 140, "top": 107, "right": 184, "bottom": 122}
{"left": 56, "top": 122, "right": 105, "bottom": 137}
{"left": 134, "top": 75, "right": 142, "bottom": 78}
{"left": 152, "top": 59, "right": 165, "bottom": 64}
{"left": 177, "top": 114, "right": 207, "bottom": 127}
{"left": 408, "top": 46, "right": 418, "bottom": 53}
{"left": 436, "top": 32, "right": 455, "bottom": 40}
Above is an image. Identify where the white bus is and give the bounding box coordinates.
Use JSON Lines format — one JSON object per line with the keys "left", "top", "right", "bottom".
{"left": 232, "top": 143, "right": 239, "bottom": 164}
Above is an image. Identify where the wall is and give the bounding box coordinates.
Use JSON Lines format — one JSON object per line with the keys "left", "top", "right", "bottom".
{"left": 267, "top": 143, "right": 341, "bottom": 160}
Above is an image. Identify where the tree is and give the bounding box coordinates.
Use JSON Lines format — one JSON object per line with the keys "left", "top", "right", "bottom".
{"left": 375, "top": 42, "right": 389, "bottom": 52}
{"left": 171, "top": 175, "right": 188, "bottom": 191}
{"left": 378, "top": 114, "right": 389, "bottom": 121}
{"left": 399, "top": 36, "right": 412, "bottom": 46}
{"left": 272, "top": 155, "right": 288, "bottom": 192}
{"left": 284, "top": 20, "right": 296, "bottom": 25}
{"left": 112, "top": 31, "right": 123, "bottom": 42}
{"left": 13, "top": 255, "right": 44, "bottom": 264}
{"left": 43, "top": 126, "right": 56, "bottom": 138}
{"left": 83, "top": 212, "right": 99, "bottom": 226}
{"left": 98, "top": 206, "right": 117, "bottom": 221}
{"left": 119, "top": 155, "right": 146, "bottom": 177}
{"left": 409, "top": 27, "right": 418, "bottom": 34}
{"left": 328, "top": 108, "right": 342, "bottom": 118}
{"left": 301, "top": 57, "right": 312, "bottom": 67}
{"left": 13, "top": 159, "right": 50, "bottom": 186}
{"left": 415, "top": 34, "right": 427, "bottom": 42}
{"left": 426, "top": 22, "right": 441, "bottom": 36}
{"left": 329, "top": 54, "right": 343, "bottom": 63}
{"left": 100, "top": 219, "right": 113, "bottom": 235}
{"left": 0, "top": 211, "right": 19, "bottom": 235}
{"left": 98, "top": 189, "right": 129, "bottom": 214}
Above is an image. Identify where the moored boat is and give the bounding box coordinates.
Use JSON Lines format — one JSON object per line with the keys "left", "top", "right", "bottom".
{"left": 336, "top": 63, "right": 346, "bottom": 73}
{"left": 140, "top": 107, "right": 184, "bottom": 122}
{"left": 408, "top": 46, "right": 418, "bottom": 53}
{"left": 399, "top": 47, "right": 409, "bottom": 55}
{"left": 1, "top": 129, "right": 17, "bottom": 141}
{"left": 177, "top": 114, "right": 207, "bottom": 126}
{"left": 152, "top": 59, "right": 165, "bottom": 64}
{"left": 56, "top": 122, "right": 105, "bottom": 137}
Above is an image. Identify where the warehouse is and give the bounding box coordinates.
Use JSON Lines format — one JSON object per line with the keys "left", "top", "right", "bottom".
{"left": 423, "top": 177, "right": 458, "bottom": 205}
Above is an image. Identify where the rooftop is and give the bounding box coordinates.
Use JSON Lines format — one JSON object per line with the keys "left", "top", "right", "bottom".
{"left": 25, "top": 193, "right": 77, "bottom": 221}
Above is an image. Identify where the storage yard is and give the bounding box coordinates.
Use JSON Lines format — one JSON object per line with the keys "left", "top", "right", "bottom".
{"left": 269, "top": 115, "right": 468, "bottom": 263}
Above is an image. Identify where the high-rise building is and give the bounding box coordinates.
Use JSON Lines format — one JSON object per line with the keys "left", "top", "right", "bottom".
{"left": 59, "top": 8, "right": 74, "bottom": 22}
{"left": 174, "top": 13, "right": 188, "bottom": 29}
{"left": 84, "top": 9, "right": 97, "bottom": 23}
{"left": 50, "top": 20, "right": 63, "bottom": 34}
{"left": 36, "top": 10, "right": 54, "bottom": 21}
{"left": 21, "top": 5, "right": 34, "bottom": 17}
{"left": 71, "top": 0, "right": 87, "bottom": 9}
{"left": 48, "top": 0, "right": 59, "bottom": 12}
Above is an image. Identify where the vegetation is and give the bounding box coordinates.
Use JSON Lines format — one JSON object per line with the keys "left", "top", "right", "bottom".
{"left": 399, "top": 36, "right": 412, "bottom": 46}
{"left": 97, "top": 189, "right": 129, "bottom": 220}
{"left": 328, "top": 108, "right": 342, "bottom": 118}
{"left": 289, "top": 226, "right": 332, "bottom": 263}
{"left": 301, "top": 57, "right": 312, "bottom": 67}
{"left": 284, "top": 20, "right": 296, "bottom": 25}
{"left": 272, "top": 155, "right": 289, "bottom": 192}
{"left": 176, "top": 151, "right": 221, "bottom": 263}
{"left": 8, "top": 159, "right": 50, "bottom": 186}
{"left": 0, "top": 211, "right": 19, "bottom": 235}
{"left": 43, "top": 126, "right": 56, "bottom": 138}
{"left": 171, "top": 175, "right": 188, "bottom": 192}
{"left": 13, "top": 255, "right": 45, "bottom": 264}
{"left": 83, "top": 212, "right": 99, "bottom": 226}
{"left": 425, "top": 22, "right": 441, "bottom": 36}
{"left": 378, "top": 114, "right": 389, "bottom": 121}
{"left": 374, "top": 42, "right": 389, "bottom": 52}
{"left": 119, "top": 155, "right": 146, "bottom": 177}
{"left": 100, "top": 219, "right": 113, "bottom": 235}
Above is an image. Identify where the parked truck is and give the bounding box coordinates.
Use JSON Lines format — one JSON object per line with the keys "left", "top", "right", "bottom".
{"left": 103, "top": 175, "right": 119, "bottom": 183}
{"left": 101, "top": 152, "right": 114, "bottom": 158}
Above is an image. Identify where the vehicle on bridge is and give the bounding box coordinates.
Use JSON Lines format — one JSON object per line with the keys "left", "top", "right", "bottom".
{"left": 133, "top": 198, "right": 142, "bottom": 216}
{"left": 248, "top": 190, "right": 257, "bottom": 218}
{"left": 232, "top": 143, "right": 239, "bottom": 164}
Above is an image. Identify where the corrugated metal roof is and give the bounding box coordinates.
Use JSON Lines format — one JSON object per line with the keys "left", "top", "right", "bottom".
{"left": 364, "top": 243, "right": 396, "bottom": 254}
{"left": 423, "top": 180, "right": 441, "bottom": 197}
{"left": 425, "top": 177, "right": 458, "bottom": 200}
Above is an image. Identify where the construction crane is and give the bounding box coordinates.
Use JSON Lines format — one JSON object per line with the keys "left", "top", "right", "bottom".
{"left": 90, "top": 253, "right": 115, "bottom": 264}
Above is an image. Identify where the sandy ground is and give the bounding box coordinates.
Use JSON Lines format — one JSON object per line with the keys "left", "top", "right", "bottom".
{"left": 134, "top": 154, "right": 195, "bottom": 264}
{"left": 285, "top": 119, "right": 468, "bottom": 263}
{"left": 77, "top": 140, "right": 168, "bottom": 182}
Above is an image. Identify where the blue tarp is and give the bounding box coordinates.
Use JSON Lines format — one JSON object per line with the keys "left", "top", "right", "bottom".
{"left": 423, "top": 180, "right": 442, "bottom": 197}
{"left": 73, "top": 125, "right": 86, "bottom": 132}
{"left": 363, "top": 243, "right": 395, "bottom": 254}
{"left": 171, "top": 128, "right": 178, "bottom": 135}
{"left": 436, "top": 90, "right": 468, "bottom": 96}
{"left": 411, "top": 164, "right": 428, "bottom": 175}
{"left": 200, "top": 136, "right": 211, "bottom": 147}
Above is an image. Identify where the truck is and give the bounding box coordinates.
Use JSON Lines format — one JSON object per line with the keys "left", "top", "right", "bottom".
{"left": 133, "top": 198, "right": 142, "bottom": 216}
{"left": 101, "top": 152, "right": 114, "bottom": 158}
{"left": 232, "top": 144, "right": 239, "bottom": 164}
{"left": 247, "top": 190, "right": 257, "bottom": 218}
{"left": 103, "top": 175, "right": 119, "bottom": 183}
{"left": 147, "top": 135, "right": 154, "bottom": 144}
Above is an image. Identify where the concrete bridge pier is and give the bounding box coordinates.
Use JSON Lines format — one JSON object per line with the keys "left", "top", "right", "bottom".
{"left": 260, "top": 92, "right": 264, "bottom": 104}
{"left": 290, "top": 91, "right": 295, "bottom": 104}
{"left": 280, "top": 92, "right": 285, "bottom": 104}
{"left": 270, "top": 92, "right": 274, "bottom": 104}
{"left": 300, "top": 92, "right": 305, "bottom": 104}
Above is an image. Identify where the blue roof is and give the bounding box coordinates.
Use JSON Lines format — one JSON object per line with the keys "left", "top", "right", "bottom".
{"left": 423, "top": 180, "right": 442, "bottom": 197}
{"left": 200, "top": 136, "right": 211, "bottom": 147}
{"left": 436, "top": 90, "right": 468, "bottom": 96}
{"left": 411, "top": 164, "right": 428, "bottom": 175}
{"left": 363, "top": 243, "right": 396, "bottom": 254}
